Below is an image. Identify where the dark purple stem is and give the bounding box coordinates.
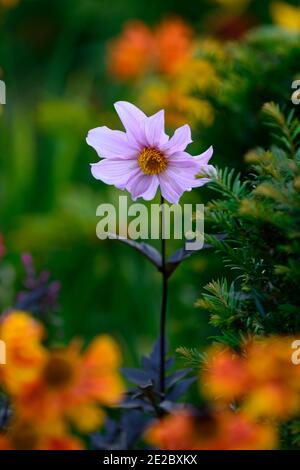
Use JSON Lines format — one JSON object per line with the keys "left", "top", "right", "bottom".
{"left": 159, "top": 194, "right": 168, "bottom": 396}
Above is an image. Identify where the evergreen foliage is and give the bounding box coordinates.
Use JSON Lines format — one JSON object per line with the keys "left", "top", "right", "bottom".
{"left": 198, "top": 102, "right": 300, "bottom": 339}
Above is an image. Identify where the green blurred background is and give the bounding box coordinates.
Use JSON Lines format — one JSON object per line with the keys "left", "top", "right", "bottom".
{"left": 1, "top": 0, "right": 300, "bottom": 365}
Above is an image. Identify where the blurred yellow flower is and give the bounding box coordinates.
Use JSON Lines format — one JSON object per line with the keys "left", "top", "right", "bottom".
{"left": 212, "top": 0, "right": 250, "bottom": 11}
{"left": 177, "top": 59, "right": 220, "bottom": 94}
{"left": 0, "top": 0, "right": 19, "bottom": 8}
{"left": 0, "top": 311, "right": 46, "bottom": 395}
{"left": 243, "top": 382, "right": 299, "bottom": 420}
{"left": 15, "top": 336, "right": 124, "bottom": 432}
{"left": 195, "top": 38, "right": 226, "bottom": 61}
{"left": 271, "top": 2, "right": 300, "bottom": 32}
{"left": 139, "top": 58, "right": 218, "bottom": 129}
{"left": 0, "top": 419, "right": 83, "bottom": 450}
{"left": 0, "top": 311, "right": 124, "bottom": 436}
{"left": 139, "top": 82, "right": 214, "bottom": 129}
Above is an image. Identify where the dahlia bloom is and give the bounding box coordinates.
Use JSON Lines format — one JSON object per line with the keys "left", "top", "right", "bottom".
{"left": 107, "top": 18, "right": 194, "bottom": 81}
{"left": 145, "top": 410, "right": 277, "bottom": 450}
{"left": 0, "top": 311, "right": 46, "bottom": 394}
{"left": 0, "top": 311, "right": 124, "bottom": 435}
{"left": 14, "top": 335, "right": 124, "bottom": 433}
{"left": 202, "top": 345, "right": 250, "bottom": 401}
{"left": 154, "top": 18, "right": 194, "bottom": 75}
{"left": 0, "top": 419, "right": 84, "bottom": 450}
{"left": 107, "top": 21, "right": 153, "bottom": 81}
{"left": 87, "top": 101, "right": 214, "bottom": 204}
{"left": 202, "top": 337, "right": 300, "bottom": 420}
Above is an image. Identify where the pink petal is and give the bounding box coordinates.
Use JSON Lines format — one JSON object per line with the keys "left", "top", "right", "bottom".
{"left": 159, "top": 147, "right": 214, "bottom": 202}
{"left": 168, "top": 152, "right": 213, "bottom": 188}
{"left": 126, "top": 172, "right": 159, "bottom": 201}
{"left": 168, "top": 166, "right": 211, "bottom": 189}
{"left": 158, "top": 171, "right": 189, "bottom": 204}
{"left": 91, "top": 158, "right": 139, "bottom": 189}
{"left": 87, "top": 126, "right": 138, "bottom": 159}
{"left": 191, "top": 176, "right": 211, "bottom": 188}
{"left": 194, "top": 146, "right": 215, "bottom": 186}
{"left": 162, "top": 125, "right": 192, "bottom": 155}
{"left": 166, "top": 167, "right": 198, "bottom": 191}
{"left": 167, "top": 152, "right": 199, "bottom": 187}
{"left": 165, "top": 169, "right": 196, "bottom": 189}
{"left": 114, "top": 101, "right": 147, "bottom": 147}
{"left": 168, "top": 152, "right": 199, "bottom": 170}
{"left": 194, "top": 145, "right": 213, "bottom": 165}
{"left": 144, "top": 110, "right": 169, "bottom": 148}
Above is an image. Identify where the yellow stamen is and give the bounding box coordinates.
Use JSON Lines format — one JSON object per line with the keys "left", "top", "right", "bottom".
{"left": 138, "top": 147, "right": 167, "bottom": 175}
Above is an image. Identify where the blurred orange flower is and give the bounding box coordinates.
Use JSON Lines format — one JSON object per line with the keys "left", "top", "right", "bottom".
{"left": 107, "top": 21, "right": 153, "bottom": 81}
{"left": 146, "top": 411, "right": 201, "bottom": 450}
{"left": 0, "top": 311, "right": 124, "bottom": 435}
{"left": 0, "top": 419, "right": 83, "bottom": 450}
{"left": 202, "top": 336, "right": 300, "bottom": 420}
{"left": 243, "top": 336, "right": 300, "bottom": 419}
{"left": 107, "top": 18, "right": 194, "bottom": 82}
{"left": 202, "top": 345, "right": 250, "bottom": 401}
{"left": 154, "top": 18, "right": 193, "bottom": 75}
{"left": 146, "top": 409, "right": 277, "bottom": 450}
{"left": 14, "top": 335, "right": 124, "bottom": 432}
{"left": 0, "top": 0, "right": 19, "bottom": 8}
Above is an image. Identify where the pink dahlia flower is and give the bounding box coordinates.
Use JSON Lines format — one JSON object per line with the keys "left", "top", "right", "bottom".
{"left": 87, "top": 101, "right": 214, "bottom": 204}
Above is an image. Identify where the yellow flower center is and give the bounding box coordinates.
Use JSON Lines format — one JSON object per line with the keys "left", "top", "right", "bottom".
{"left": 43, "top": 356, "right": 74, "bottom": 389}
{"left": 138, "top": 147, "right": 168, "bottom": 175}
